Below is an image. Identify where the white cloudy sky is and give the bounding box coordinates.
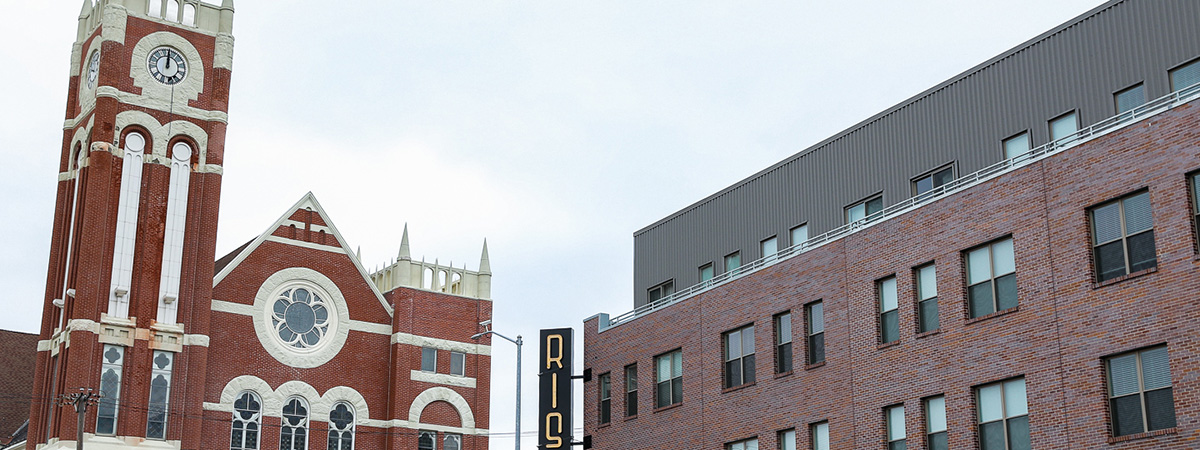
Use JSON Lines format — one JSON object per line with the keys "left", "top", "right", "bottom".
{"left": 0, "top": 0, "right": 1106, "bottom": 447}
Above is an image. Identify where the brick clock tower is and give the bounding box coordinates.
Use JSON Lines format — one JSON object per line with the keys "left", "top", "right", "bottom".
{"left": 29, "top": 0, "right": 235, "bottom": 448}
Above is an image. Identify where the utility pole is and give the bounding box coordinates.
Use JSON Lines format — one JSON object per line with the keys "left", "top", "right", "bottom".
{"left": 57, "top": 388, "right": 101, "bottom": 450}
{"left": 471, "top": 321, "right": 522, "bottom": 450}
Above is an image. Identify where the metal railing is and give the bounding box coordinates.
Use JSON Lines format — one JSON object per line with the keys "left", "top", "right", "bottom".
{"left": 602, "top": 82, "right": 1200, "bottom": 331}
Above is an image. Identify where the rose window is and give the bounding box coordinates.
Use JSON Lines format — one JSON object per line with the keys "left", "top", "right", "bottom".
{"left": 271, "top": 287, "right": 330, "bottom": 349}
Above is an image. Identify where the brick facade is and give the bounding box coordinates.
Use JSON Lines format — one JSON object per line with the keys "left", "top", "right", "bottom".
{"left": 584, "top": 101, "right": 1200, "bottom": 449}
{"left": 25, "top": 3, "right": 492, "bottom": 450}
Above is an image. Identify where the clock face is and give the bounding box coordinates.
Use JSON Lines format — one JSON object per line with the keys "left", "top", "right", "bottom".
{"left": 147, "top": 47, "right": 187, "bottom": 85}
{"left": 86, "top": 51, "right": 100, "bottom": 89}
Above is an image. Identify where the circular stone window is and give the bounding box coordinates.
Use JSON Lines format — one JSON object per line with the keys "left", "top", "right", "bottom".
{"left": 271, "top": 286, "right": 331, "bottom": 349}
{"left": 253, "top": 268, "right": 350, "bottom": 368}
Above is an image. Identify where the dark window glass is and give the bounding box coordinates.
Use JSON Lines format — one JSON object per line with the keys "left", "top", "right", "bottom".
{"left": 775, "top": 312, "right": 793, "bottom": 373}
{"left": 806, "top": 302, "right": 824, "bottom": 365}
{"left": 1091, "top": 192, "right": 1155, "bottom": 282}
{"left": 1107, "top": 346, "right": 1176, "bottom": 436}
{"left": 976, "top": 378, "right": 1028, "bottom": 450}
{"left": 915, "top": 166, "right": 954, "bottom": 197}
{"left": 450, "top": 351, "right": 465, "bottom": 376}
{"left": 723, "top": 325, "right": 756, "bottom": 388}
{"left": 655, "top": 350, "right": 683, "bottom": 408}
{"left": 847, "top": 196, "right": 884, "bottom": 223}
{"left": 878, "top": 277, "right": 899, "bottom": 344}
{"left": 916, "top": 264, "right": 938, "bottom": 333}
{"left": 966, "top": 238, "right": 1016, "bottom": 318}
{"left": 598, "top": 373, "right": 611, "bottom": 424}
{"left": 625, "top": 364, "right": 638, "bottom": 417}
{"left": 647, "top": 280, "right": 675, "bottom": 303}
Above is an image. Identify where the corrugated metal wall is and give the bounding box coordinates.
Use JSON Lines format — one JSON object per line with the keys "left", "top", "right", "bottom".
{"left": 632, "top": 0, "right": 1200, "bottom": 307}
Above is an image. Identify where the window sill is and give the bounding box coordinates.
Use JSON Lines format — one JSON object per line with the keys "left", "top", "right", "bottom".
{"left": 623, "top": 414, "right": 637, "bottom": 422}
{"left": 774, "top": 370, "right": 794, "bottom": 380}
{"left": 721, "top": 382, "right": 756, "bottom": 394}
{"left": 965, "top": 306, "right": 1019, "bottom": 325}
{"left": 805, "top": 361, "right": 826, "bottom": 371}
{"left": 653, "top": 402, "right": 683, "bottom": 413}
{"left": 1093, "top": 266, "right": 1157, "bottom": 288}
{"left": 915, "top": 329, "right": 940, "bottom": 339}
{"left": 877, "top": 340, "right": 900, "bottom": 351}
{"left": 597, "top": 422, "right": 611, "bottom": 430}
{"left": 1107, "top": 427, "right": 1177, "bottom": 444}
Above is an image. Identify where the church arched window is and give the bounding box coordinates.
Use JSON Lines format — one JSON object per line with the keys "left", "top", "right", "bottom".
{"left": 145, "top": 351, "right": 174, "bottom": 439}
{"left": 280, "top": 397, "right": 309, "bottom": 450}
{"left": 326, "top": 402, "right": 354, "bottom": 450}
{"left": 231, "top": 391, "right": 261, "bottom": 450}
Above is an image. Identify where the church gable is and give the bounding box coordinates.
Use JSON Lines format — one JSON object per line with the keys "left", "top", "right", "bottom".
{"left": 213, "top": 192, "right": 392, "bottom": 321}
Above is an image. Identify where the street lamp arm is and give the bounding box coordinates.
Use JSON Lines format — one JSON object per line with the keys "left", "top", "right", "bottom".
{"left": 470, "top": 329, "right": 520, "bottom": 345}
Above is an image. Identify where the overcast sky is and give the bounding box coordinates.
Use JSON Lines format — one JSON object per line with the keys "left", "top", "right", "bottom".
{"left": 1, "top": 0, "right": 1107, "bottom": 447}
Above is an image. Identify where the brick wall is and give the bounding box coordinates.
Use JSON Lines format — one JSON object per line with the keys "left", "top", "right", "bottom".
{"left": 584, "top": 103, "right": 1200, "bottom": 449}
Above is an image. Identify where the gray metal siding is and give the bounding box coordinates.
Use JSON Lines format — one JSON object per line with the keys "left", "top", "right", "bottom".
{"left": 633, "top": 0, "right": 1200, "bottom": 307}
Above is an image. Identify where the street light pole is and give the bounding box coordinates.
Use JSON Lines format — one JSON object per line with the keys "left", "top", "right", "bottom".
{"left": 471, "top": 328, "right": 522, "bottom": 450}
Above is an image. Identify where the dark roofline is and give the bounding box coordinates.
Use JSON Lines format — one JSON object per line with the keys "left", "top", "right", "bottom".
{"left": 213, "top": 239, "right": 253, "bottom": 274}
{"left": 634, "top": 0, "right": 1122, "bottom": 237}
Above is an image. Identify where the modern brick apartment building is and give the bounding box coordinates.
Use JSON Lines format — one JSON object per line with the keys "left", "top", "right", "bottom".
{"left": 584, "top": 1, "right": 1200, "bottom": 449}
{"left": 20, "top": 1, "right": 493, "bottom": 449}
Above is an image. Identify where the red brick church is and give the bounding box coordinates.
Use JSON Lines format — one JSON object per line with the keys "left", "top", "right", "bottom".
{"left": 18, "top": 1, "right": 492, "bottom": 449}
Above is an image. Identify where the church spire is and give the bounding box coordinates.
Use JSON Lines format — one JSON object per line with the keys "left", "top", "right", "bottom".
{"left": 398, "top": 223, "right": 411, "bottom": 260}
{"left": 478, "top": 239, "right": 491, "bottom": 274}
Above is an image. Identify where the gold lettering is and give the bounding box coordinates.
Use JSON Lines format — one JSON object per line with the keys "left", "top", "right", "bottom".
{"left": 551, "top": 372, "right": 558, "bottom": 408}
{"left": 545, "top": 412, "right": 563, "bottom": 448}
{"left": 546, "top": 334, "right": 563, "bottom": 369}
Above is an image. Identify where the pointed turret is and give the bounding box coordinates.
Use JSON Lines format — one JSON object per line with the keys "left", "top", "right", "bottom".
{"left": 79, "top": 0, "right": 93, "bottom": 19}
{"left": 398, "top": 224, "right": 411, "bottom": 260}
{"left": 478, "top": 239, "right": 491, "bottom": 274}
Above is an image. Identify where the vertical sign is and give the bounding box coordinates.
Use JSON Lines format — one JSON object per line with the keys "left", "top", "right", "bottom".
{"left": 539, "top": 328, "right": 573, "bottom": 449}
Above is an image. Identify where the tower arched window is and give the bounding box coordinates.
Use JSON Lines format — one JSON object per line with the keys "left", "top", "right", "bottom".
{"left": 182, "top": 3, "right": 196, "bottom": 26}
{"left": 109, "top": 131, "right": 146, "bottom": 319}
{"left": 165, "top": 0, "right": 179, "bottom": 21}
{"left": 231, "top": 391, "right": 261, "bottom": 450}
{"left": 326, "top": 402, "right": 355, "bottom": 450}
{"left": 280, "top": 397, "right": 309, "bottom": 450}
{"left": 148, "top": 0, "right": 162, "bottom": 17}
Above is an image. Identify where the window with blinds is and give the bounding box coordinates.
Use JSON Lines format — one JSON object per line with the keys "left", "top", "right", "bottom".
{"left": 1090, "top": 191, "right": 1156, "bottom": 282}
{"left": 1107, "top": 346, "right": 1176, "bottom": 437}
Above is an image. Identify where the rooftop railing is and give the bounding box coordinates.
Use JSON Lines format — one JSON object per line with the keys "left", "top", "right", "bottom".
{"left": 601, "top": 82, "right": 1200, "bottom": 332}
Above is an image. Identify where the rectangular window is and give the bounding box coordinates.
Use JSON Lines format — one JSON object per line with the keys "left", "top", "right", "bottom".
{"left": 925, "top": 396, "right": 947, "bottom": 450}
{"left": 1107, "top": 346, "right": 1175, "bottom": 436}
{"left": 700, "top": 263, "right": 715, "bottom": 283}
{"left": 724, "top": 325, "right": 756, "bottom": 388}
{"left": 1003, "top": 132, "right": 1030, "bottom": 160}
{"left": 885, "top": 405, "right": 906, "bottom": 450}
{"left": 847, "top": 196, "right": 884, "bottom": 223}
{"left": 761, "top": 236, "right": 779, "bottom": 260}
{"left": 1049, "top": 112, "right": 1078, "bottom": 142}
{"left": 878, "top": 276, "right": 899, "bottom": 344}
{"left": 625, "top": 364, "right": 638, "bottom": 417}
{"left": 450, "top": 351, "right": 465, "bottom": 376}
{"left": 1115, "top": 84, "right": 1146, "bottom": 114}
{"left": 778, "top": 429, "right": 795, "bottom": 450}
{"left": 806, "top": 301, "right": 825, "bottom": 365}
{"left": 97, "top": 344, "right": 125, "bottom": 436}
{"left": 146, "top": 350, "right": 174, "bottom": 439}
{"left": 417, "top": 430, "right": 436, "bottom": 450}
{"left": 598, "top": 372, "right": 611, "bottom": 424}
{"left": 976, "top": 378, "right": 1029, "bottom": 450}
{"left": 791, "top": 224, "right": 809, "bottom": 248}
{"left": 811, "top": 422, "right": 829, "bottom": 450}
{"left": 774, "top": 312, "right": 793, "bottom": 373}
{"left": 421, "top": 347, "right": 437, "bottom": 372}
{"left": 916, "top": 264, "right": 938, "bottom": 333}
{"left": 655, "top": 350, "right": 683, "bottom": 408}
{"left": 648, "top": 280, "right": 675, "bottom": 303}
{"left": 727, "top": 438, "right": 759, "bottom": 450}
{"left": 1091, "top": 191, "right": 1155, "bottom": 282}
{"left": 1192, "top": 174, "right": 1200, "bottom": 249}
{"left": 725, "top": 252, "right": 742, "bottom": 274}
{"left": 1171, "top": 58, "right": 1200, "bottom": 92}
{"left": 966, "top": 238, "right": 1017, "bottom": 318}
{"left": 914, "top": 165, "right": 954, "bottom": 197}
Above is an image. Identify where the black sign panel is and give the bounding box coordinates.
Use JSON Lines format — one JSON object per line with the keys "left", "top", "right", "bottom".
{"left": 538, "top": 328, "right": 573, "bottom": 449}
